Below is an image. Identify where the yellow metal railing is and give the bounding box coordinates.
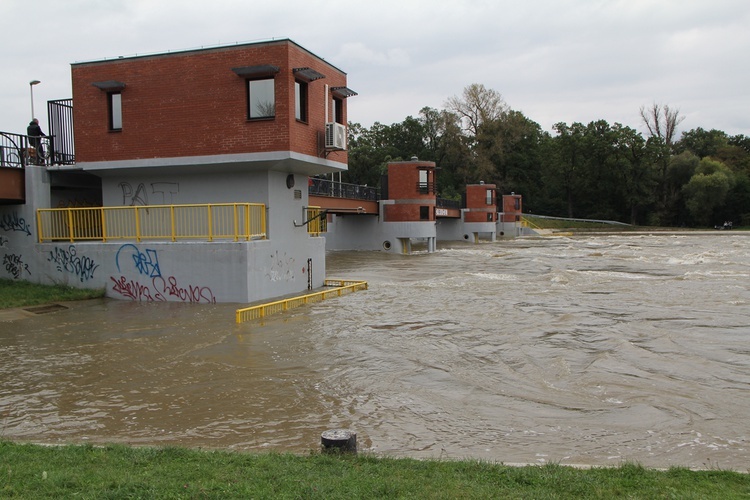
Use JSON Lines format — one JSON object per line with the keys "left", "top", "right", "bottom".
{"left": 235, "top": 279, "right": 367, "bottom": 324}
{"left": 37, "top": 203, "right": 266, "bottom": 243}
{"left": 306, "top": 206, "right": 327, "bottom": 236}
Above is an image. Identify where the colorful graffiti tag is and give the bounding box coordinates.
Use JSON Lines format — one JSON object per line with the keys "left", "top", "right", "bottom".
{"left": 3, "top": 253, "right": 31, "bottom": 279}
{"left": 110, "top": 244, "right": 215, "bottom": 303}
{"left": 48, "top": 245, "right": 100, "bottom": 282}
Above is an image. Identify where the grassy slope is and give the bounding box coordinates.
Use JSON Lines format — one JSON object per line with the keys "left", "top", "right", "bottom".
{"left": 0, "top": 442, "right": 748, "bottom": 499}
{"left": 0, "top": 278, "right": 104, "bottom": 309}
{"left": 523, "top": 215, "right": 747, "bottom": 232}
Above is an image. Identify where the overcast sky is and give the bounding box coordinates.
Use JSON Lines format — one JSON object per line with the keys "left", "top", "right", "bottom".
{"left": 3, "top": 0, "right": 748, "bottom": 139}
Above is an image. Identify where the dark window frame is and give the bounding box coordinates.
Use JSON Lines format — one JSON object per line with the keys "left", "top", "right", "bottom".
{"left": 246, "top": 77, "right": 276, "bottom": 120}
{"left": 295, "top": 79, "right": 308, "bottom": 123}
{"left": 108, "top": 91, "right": 122, "bottom": 131}
{"left": 420, "top": 206, "right": 430, "bottom": 220}
{"left": 333, "top": 96, "right": 344, "bottom": 124}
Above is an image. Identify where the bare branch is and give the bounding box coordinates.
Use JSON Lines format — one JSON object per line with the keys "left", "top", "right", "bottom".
{"left": 640, "top": 102, "right": 684, "bottom": 146}
{"left": 446, "top": 83, "right": 508, "bottom": 136}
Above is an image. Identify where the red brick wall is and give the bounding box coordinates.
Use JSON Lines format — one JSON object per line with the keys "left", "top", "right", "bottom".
{"left": 501, "top": 194, "right": 522, "bottom": 222}
{"left": 384, "top": 203, "right": 436, "bottom": 221}
{"left": 385, "top": 161, "right": 436, "bottom": 222}
{"left": 72, "top": 40, "right": 349, "bottom": 164}
{"left": 386, "top": 161, "right": 436, "bottom": 199}
{"left": 464, "top": 184, "right": 496, "bottom": 222}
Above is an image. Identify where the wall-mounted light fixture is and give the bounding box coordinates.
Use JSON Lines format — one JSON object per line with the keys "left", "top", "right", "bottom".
{"left": 29, "top": 80, "right": 41, "bottom": 120}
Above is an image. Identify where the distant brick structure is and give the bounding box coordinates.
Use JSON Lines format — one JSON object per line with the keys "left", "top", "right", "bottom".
{"left": 501, "top": 193, "right": 522, "bottom": 222}
{"left": 464, "top": 183, "right": 497, "bottom": 223}
{"left": 384, "top": 160, "right": 437, "bottom": 222}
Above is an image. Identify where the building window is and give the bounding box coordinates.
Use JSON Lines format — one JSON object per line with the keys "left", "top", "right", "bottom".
{"left": 420, "top": 206, "right": 429, "bottom": 220}
{"left": 418, "top": 169, "right": 433, "bottom": 194}
{"left": 295, "top": 80, "right": 308, "bottom": 122}
{"left": 108, "top": 92, "right": 122, "bottom": 131}
{"left": 514, "top": 198, "right": 521, "bottom": 210}
{"left": 333, "top": 96, "right": 344, "bottom": 124}
{"left": 247, "top": 78, "right": 275, "bottom": 119}
{"left": 486, "top": 189, "right": 493, "bottom": 205}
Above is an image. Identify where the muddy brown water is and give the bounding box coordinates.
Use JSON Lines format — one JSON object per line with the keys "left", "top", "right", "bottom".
{"left": 1, "top": 233, "right": 749, "bottom": 469}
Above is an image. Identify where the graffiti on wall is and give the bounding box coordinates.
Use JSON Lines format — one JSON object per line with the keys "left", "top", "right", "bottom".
{"left": 119, "top": 181, "right": 180, "bottom": 206}
{"left": 151, "top": 182, "right": 180, "bottom": 204}
{"left": 0, "top": 212, "right": 32, "bottom": 236}
{"left": 116, "top": 244, "right": 162, "bottom": 278}
{"left": 119, "top": 182, "right": 148, "bottom": 206}
{"left": 56, "top": 198, "right": 98, "bottom": 208}
{"left": 3, "top": 253, "right": 31, "bottom": 279}
{"left": 0, "top": 235, "right": 8, "bottom": 248}
{"left": 110, "top": 244, "right": 215, "bottom": 303}
{"left": 266, "top": 251, "right": 295, "bottom": 282}
{"left": 110, "top": 276, "right": 156, "bottom": 301}
{"left": 110, "top": 275, "right": 216, "bottom": 304}
{"left": 47, "top": 245, "right": 100, "bottom": 282}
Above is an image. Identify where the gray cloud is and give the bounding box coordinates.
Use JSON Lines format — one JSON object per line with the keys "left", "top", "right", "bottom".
{"left": 1, "top": 0, "right": 748, "bottom": 139}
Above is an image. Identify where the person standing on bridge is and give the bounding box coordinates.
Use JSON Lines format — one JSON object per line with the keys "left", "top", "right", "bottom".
{"left": 27, "top": 118, "right": 45, "bottom": 165}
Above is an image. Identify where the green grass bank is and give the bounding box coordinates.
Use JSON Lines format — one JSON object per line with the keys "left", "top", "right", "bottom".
{"left": 522, "top": 215, "right": 748, "bottom": 232}
{"left": 1, "top": 442, "right": 748, "bottom": 499}
{"left": 0, "top": 278, "right": 104, "bottom": 309}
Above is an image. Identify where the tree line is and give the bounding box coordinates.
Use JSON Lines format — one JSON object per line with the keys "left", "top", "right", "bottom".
{"left": 345, "top": 84, "right": 750, "bottom": 227}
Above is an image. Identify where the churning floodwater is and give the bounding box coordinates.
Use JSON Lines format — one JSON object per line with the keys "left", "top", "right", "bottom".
{"left": 1, "top": 233, "right": 749, "bottom": 470}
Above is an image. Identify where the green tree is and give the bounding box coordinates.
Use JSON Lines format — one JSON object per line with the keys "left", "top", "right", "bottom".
{"left": 545, "top": 122, "right": 587, "bottom": 217}
{"left": 416, "top": 107, "right": 470, "bottom": 199}
{"left": 640, "top": 103, "right": 685, "bottom": 224}
{"left": 728, "top": 134, "right": 750, "bottom": 154}
{"left": 577, "top": 120, "right": 622, "bottom": 220}
{"left": 344, "top": 88, "right": 746, "bottom": 228}
{"left": 612, "top": 124, "right": 659, "bottom": 224}
{"left": 682, "top": 158, "right": 735, "bottom": 226}
{"left": 677, "top": 127, "right": 728, "bottom": 158}
{"left": 346, "top": 121, "right": 401, "bottom": 187}
{"left": 445, "top": 83, "right": 508, "bottom": 137}
{"left": 443, "top": 84, "right": 510, "bottom": 188}
{"left": 388, "top": 115, "right": 430, "bottom": 160}
{"left": 722, "top": 172, "right": 750, "bottom": 226}
{"left": 658, "top": 151, "right": 700, "bottom": 226}
{"left": 712, "top": 144, "right": 750, "bottom": 174}
{"left": 493, "top": 111, "right": 547, "bottom": 210}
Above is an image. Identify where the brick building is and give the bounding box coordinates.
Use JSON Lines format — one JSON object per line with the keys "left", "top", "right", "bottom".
{"left": 71, "top": 39, "right": 352, "bottom": 169}
{"left": 0, "top": 39, "right": 358, "bottom": 304}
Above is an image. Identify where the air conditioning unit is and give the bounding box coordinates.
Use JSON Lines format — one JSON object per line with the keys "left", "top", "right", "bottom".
{"left": 325, "top": 122, "right": 347, "bottom": 150}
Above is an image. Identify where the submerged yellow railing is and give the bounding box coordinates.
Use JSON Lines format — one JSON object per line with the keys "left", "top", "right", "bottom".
{"left": 37, "top": 203, "right": 266, "bottom": 243}
{"left": 235, "top": 279, "right": 367, "bottom": 324}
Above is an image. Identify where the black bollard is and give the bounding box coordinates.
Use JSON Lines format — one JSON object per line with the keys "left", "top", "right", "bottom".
{"left": 321, "top": 429, "right": 357, "bottom": 454}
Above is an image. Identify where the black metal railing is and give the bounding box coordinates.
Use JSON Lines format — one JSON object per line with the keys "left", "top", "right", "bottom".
{"left": 0, "top": 132, "right": 29, "bottom": 168}
{"left": 48, "top": 99, "right": 75, "bottom": 165}
{"left": 437, "top": 197, "right": 461, "bottom": 210}
{"left": 309, "top": 178, "right": 379, "bottom": 201}
{"left": 0, "top": 131, "right": 73, "bottom": 168}
{"left": 416, "top": 181, "right": 437, "bottom": 194}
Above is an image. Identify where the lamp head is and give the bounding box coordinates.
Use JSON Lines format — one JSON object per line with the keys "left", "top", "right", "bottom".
{"left": 30, "top": 80, "right": 41, "bottom": 86}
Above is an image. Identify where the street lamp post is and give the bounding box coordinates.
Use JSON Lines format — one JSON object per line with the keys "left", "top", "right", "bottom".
{"left": 29, "top": 80, "right": 41, "bottom": 120}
